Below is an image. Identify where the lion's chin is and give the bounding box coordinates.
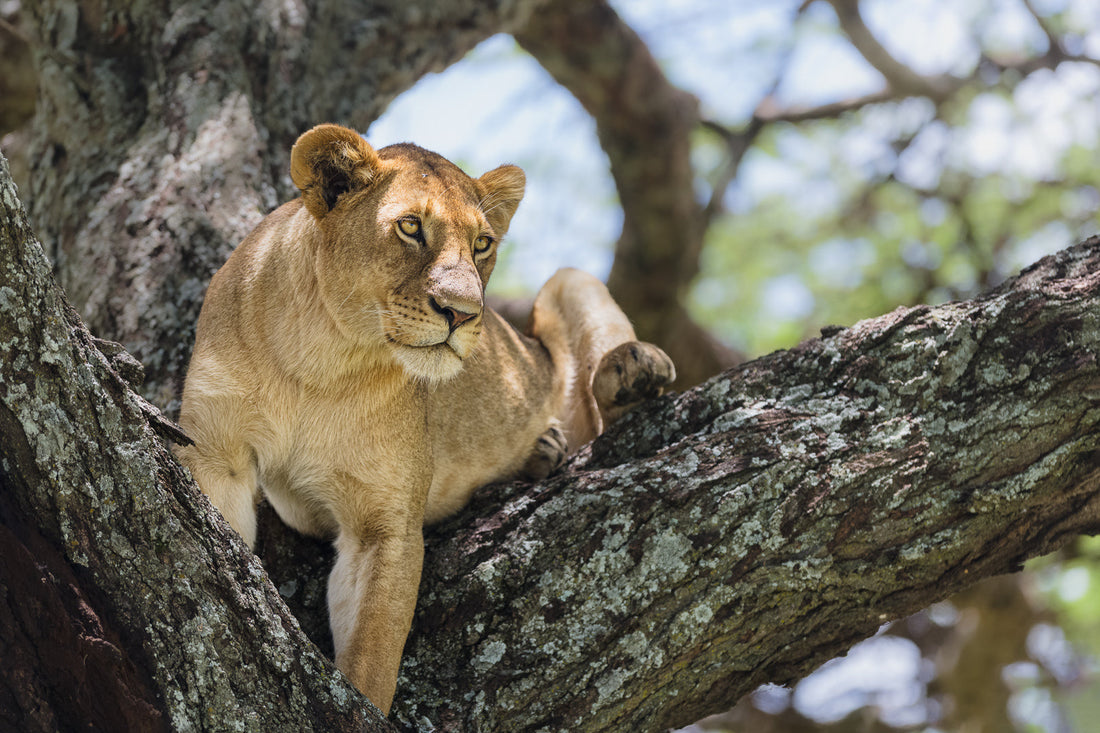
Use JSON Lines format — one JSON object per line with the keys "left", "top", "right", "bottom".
{"left": 392, "top": 343, "right": 465, "bottom": 383}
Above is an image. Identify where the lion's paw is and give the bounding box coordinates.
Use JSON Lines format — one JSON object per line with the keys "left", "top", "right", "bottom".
{"left": 521, "top": 424, "right": 568, "bottom": 480}
{"left": 593, "top": 341, "right": 675, "bottom": 422}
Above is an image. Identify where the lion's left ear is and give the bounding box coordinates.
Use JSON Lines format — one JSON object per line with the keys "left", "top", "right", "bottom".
{"left": 477, "top": 164, "right": 526, "bottom": 237}
{"left": 290, "top": 124, "right": 382, "bottom": 220}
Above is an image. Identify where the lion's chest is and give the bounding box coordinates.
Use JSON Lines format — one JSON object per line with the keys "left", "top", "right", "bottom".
{"left": 253, "top": 380, "right": 431, "bottom": 537}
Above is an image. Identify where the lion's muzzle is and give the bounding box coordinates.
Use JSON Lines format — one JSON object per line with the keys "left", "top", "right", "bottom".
{"left": 426, "top": 261, "right": 484, "bottom": 333}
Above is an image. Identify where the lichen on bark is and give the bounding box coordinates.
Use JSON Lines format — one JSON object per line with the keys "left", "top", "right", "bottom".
{"left": 387, "top": 236, "right": 1100, "bottom": 731}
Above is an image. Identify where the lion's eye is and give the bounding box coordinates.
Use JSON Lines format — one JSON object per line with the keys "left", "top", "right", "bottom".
{"left": 474, "top": 235, "right": 494, "bottom": 254}
{"left": 397, "top": 218, "right": 422, "bottom": 240}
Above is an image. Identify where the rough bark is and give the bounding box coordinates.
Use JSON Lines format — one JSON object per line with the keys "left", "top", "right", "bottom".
{"left": 515, "top": 0, "right": 740, "bottom": 388}
{"left": 5, "top": 136, "right": 1100, "bottom": 729}
{"left": 22, "top": 0, "right": 549, "bottom": 412}
{"left": 390, "top": 237, "right": 1100, "bottom": 730}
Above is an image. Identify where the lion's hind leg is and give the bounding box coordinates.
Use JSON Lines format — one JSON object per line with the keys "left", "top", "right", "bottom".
{"left": 529, "top": 268, "right": 675, "bottom": 448}
{"left": 592, "top": 341, "right": 676, "bottom": 426}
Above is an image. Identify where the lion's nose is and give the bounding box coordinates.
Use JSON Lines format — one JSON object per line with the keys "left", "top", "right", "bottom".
{"left": 430, "top": 297, "right": 478, "bottom": 330}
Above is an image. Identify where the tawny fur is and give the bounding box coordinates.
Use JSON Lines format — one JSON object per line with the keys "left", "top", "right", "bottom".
{"left": 175, "top": 124, "right": 674, "bottom": 715}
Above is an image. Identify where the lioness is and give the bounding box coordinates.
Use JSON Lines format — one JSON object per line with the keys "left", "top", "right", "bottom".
{"left": 176, "top": 123, "right": 675, "bottom": 715}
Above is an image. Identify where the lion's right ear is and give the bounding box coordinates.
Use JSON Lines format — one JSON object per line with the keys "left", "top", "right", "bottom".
{"left": 290, "top": 124, "right": 381, "bottom": 220}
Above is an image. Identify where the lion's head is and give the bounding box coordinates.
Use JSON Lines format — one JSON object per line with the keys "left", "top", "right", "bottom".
{"left": 289, "top": 124, "right": 525, "bottom": 382}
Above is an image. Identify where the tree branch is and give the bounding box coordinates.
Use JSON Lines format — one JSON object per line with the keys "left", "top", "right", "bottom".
{"left": 752, "top": 88, "right": 897, "bottom": 124}
{"left": 824, "top": 0, "right": 961, "bottom": 100}
{"left": 699, "top": 117, "right": 763, "bottom": 228}
{"left": 6, "top": 139, "right": 1100, "bottom": 729}
{"left": 389, "top": 236, "right": 1100, "bottom": 730}
{"left": 1020, "top": 0, "right": 1066, "bottom": 61}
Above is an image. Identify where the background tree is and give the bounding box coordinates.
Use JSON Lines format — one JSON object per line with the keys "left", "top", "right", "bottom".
{"left": 2, "top": 0, "right": 1100, "bottom": 730}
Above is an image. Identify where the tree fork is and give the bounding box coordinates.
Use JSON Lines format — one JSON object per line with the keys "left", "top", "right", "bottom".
{"left": 4, "top": 148, "right": 1100, "bottom": 729}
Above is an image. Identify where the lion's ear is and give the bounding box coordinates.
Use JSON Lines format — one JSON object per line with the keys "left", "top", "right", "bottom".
{"left": 290, "top": 124, "right": 381, "bottom": 220}
{"left": 477, "top": 164, "right": 525, "bottom": 237}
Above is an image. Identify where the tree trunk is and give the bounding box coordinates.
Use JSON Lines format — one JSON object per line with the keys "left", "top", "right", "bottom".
{"left": 6, "top": 149, "right": 1100, "bottom": 729}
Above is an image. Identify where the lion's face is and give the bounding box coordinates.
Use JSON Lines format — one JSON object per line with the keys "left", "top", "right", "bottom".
{"left": 289, "top": 126, "right": 525, "bottom": 382}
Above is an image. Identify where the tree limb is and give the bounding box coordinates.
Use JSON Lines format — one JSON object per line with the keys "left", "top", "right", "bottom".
{"left": 751, "top": 88, "right": 897, "bottom": 124}
{"left": 5, "top": 138, "right": 1100, "bottom": 729}
{"left": 1020, "top": 0, "right": 1066, "bottom": 61}
{"left": 389, "top": 236, "right": 1100, "bottom": 731}
{"left": 824, "top": 0, "right": 961, "bottom": 99}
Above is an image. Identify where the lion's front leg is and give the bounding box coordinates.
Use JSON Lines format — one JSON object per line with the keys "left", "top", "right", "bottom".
{"left": 328, "top": 521, "right": 424, "bottom": 716}
{"left": 175, "top": 433, "right": 261, "bottom": 548}
{"left": 520, "top": 422, "right": 568, "bottom": 480}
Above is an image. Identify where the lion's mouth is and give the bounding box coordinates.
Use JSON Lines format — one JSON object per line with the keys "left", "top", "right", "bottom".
{"left": 386, "top": 334, "right": 466, "bottom": 362}
{"left": 386, "top": 334, "right": 455, "bottom": 350}
{"left": 387, "top": 333, "right": 468, "bottom": 383}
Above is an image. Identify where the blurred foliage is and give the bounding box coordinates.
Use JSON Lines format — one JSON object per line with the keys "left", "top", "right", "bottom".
{"left": 690, "top": 68, "right": 1100, "bottom": 354}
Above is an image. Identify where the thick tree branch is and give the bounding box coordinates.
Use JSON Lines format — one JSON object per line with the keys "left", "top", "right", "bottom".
{"left": 387, "top": 236, "right": 1100, "bottom": 730}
